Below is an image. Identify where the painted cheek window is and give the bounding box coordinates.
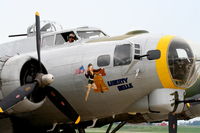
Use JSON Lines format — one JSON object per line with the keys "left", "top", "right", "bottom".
{"left": 97, "top": 55, "right": 110, "bottom": 67}
{"left": 114, "top": 44, "right": 132, "bottom": 66}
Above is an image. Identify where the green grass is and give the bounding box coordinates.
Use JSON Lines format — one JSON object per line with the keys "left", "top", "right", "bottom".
{"left": 86, "top": 124, "right": 200, "bottom": 133}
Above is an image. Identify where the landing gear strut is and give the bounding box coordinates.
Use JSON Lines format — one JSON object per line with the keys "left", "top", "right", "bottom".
{"left": 78, "top": 128, "right": 86, "bottom": 133}
{"left": 106, "top": 121, "right": 127, "bottom": 133}
{"left": 48, "top": 124, "right": 86, "bottom": 133}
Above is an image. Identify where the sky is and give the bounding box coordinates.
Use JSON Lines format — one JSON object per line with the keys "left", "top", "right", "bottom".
{"left": 1, "top": 0, "right": 200, "bottom": 122}
{"left": 0, "top": 0, "right": 200, "bottom": 44}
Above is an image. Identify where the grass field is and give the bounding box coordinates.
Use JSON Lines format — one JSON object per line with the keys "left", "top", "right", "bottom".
{"left": 86, "top": 124, "right": 200, "bottom": 133}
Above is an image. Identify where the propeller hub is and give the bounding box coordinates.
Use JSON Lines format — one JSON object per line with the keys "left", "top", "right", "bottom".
{"left": 42, "top": 74, "right": 54, "bottom": 86}
{"left": 35, "top": 73, "right": 54, "bottom": 87}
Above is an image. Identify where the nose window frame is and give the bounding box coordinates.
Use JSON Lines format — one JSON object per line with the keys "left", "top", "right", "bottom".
{"left": 168, "top": 38, "right": 195, "bottom": 87}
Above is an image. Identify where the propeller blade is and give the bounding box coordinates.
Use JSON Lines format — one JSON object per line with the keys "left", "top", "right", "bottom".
{"left": 0, "top": 82, "right": 38, "bottom": 113}
{"left": 168, "top": 113, "right": 177, "bottom": 133}
{"left": 35, "top": 11, "right": 42, "bottom": 72}
{"left": 45, "top": 86, "right": 80, "bottom": 124}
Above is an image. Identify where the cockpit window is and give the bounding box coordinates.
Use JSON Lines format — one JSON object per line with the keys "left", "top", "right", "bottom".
{"left": 114, "top": 44, "right": 132, "bottom": 66}
{"left": 42, "top": 35, "right": 54, "bottom": 47}
{"left": 77, "top": 30, "right": 106, "bottom": 39}
{"left": 55, "top": 34, "right": 66, "bottom": 45}
{"left": 168, "top": 38, "right": 195, "bottom": 87}
{"left": 55, "top": 32, "right": 77, "bottom": 45}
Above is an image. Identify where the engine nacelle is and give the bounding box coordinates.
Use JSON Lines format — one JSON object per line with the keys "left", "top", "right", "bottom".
{"left": 0, "top": 55, "right": 47, "bottom": 114}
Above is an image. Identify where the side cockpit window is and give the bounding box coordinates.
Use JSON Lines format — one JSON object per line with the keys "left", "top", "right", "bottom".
{"left": 97, "top": 55, "right": 110, "bottom": 67}
{"left": 42, "top": 35, "right": 54, "bottom": 47}
{"left": 114, "top": 44, "right": 132, "bottom": 66}
{"left": 77, "top": 30, "right": 106, "bottom": 39}
{"left": 55, "top": 32, "right": 77, "bottom": 45}
{"left": 55, "top": 34, "right": 66, "bottom": 45}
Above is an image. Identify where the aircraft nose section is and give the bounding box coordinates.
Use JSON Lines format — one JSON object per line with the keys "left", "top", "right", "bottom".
{"left": 156, "top": 36, "right": 198, "bottom": 89}
{"left": 167, "top": 37, "right": 197, "bottom": 88}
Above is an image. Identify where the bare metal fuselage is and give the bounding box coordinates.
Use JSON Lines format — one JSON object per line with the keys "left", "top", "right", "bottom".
{"left": 1, "top": 32, "right": 200, "bottom": 128}
{"left": 0, "top": 33, "right": 162, "bottom": 125}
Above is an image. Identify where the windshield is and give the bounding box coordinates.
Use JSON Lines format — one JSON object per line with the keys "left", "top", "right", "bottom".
{"left": 77, "top": 30, "right": 106, "bottom": 39}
